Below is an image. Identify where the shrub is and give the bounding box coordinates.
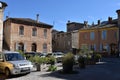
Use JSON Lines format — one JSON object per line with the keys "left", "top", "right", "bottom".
{"left": 62, "top": 53, "right": 74, "bottom": 65}
{"left": 46, "top": 56, "right": 55, "bottom": 65}
{"left": 29, "top": 56, "right": 44, "bottom": 64}
{"left": 62, "top": 53, "right": 75, "bottom": 73}
{"left": 48, "top": 65, "right": 57, "bottom": 71}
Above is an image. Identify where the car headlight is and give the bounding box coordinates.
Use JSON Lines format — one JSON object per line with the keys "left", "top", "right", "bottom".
{"left": 13, "top": 64, "right": 19, "bottom": 69}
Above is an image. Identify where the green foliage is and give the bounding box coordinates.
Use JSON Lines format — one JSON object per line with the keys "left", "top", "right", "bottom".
{"left": 29, "top": 56, "right": 45, "bottom": 64}
{"left": 79, "top": 45, "right": 90, "bottom": 56}
{"left": 94, "top": 53, "right": 102, "bottom": 60}
{"left": 46, "top": 56, "right": 55, "bottom": 65}
{"left": 78, "top": 56, "right": 85, "bottom": 63}
{"left": 48, "top": 65, "right": 57, "bottom": 71}
{"left": 62, "top": 52, "right": 74, "bottom": 65}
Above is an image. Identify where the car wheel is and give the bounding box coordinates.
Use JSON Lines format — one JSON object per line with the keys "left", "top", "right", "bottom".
{"left": 5, "top": 68, "right": 11, "bottom": 77}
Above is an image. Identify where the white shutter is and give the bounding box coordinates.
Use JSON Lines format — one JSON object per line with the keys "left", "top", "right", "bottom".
{"left": 24, "top": 43, "right": 26, "bottom": 52}
{"left": 16, "top": 42, "right": 18, "bottom": 50}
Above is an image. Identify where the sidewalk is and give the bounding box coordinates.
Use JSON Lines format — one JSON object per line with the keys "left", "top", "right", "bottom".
{"left": 6, "top": 57, "right": 120, "bottom": 80}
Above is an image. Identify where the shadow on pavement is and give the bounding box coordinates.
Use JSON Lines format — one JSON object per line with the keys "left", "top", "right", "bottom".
{"left": 39, "top": 69, "right": 80, "bottom": 80}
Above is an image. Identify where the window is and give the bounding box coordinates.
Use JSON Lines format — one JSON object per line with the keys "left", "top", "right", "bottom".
{"left": 102, "top": 30, "right": 107, "bottom": 40}
{"left": 114, "top": 31, "right": 118, "bottom": 40}
{"left": 44, "top": 29, "right": 47, "bottom": 38}
{"left": 19, "top": 26, "right": 24, "bottom": 35}
{"left": 32, "top": 28, "right": 37, "bottom": 36}
{"left": 18, "top": 43, "right": 24, "bottom": 52}
{"left": 90, "top": 32, "right": 95, "bottom": 40}
{"left": 84, "top": 34, "right": 87, "bottom": 40}
{"left": 31, "top": 43, "right": 37, "bottom": 52}
{"left": 43, "top": 43, "right": 47, "bottom": 53}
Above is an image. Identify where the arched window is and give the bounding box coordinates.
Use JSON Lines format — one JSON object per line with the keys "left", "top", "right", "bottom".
{"left": 32, "top": 28, "right": 37, "bottom": 36}
{"left": 18, "top": 43, "right": 24, "bottom": 51}
{"left": 31, "top": 43, "right": 37, "bottom": 52}
{"left": 43, "top": 43, "right": 47, "bottom": 53}
{"left": 44, "top": 29, "right": 47, "bottom": 38}
{"left": 19, "top": 26, "right": 24, "bottom": 35}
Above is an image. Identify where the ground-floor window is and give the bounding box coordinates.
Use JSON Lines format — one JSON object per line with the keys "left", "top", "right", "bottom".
{"left": 31, "top": 43, "right": 37, "bottom": 52}
{"left": 43, "top": 43, "right": 47, "bottom": 53}
{"left": 18, "top": 43, "right": 24, "bottom": 52}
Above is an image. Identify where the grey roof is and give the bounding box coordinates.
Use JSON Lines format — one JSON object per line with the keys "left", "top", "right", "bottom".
{"left": 5, "top": 18, "right": 53, "bottom": 28}
{"left": 80, "top": 19, "right": 118, "bottom": 30}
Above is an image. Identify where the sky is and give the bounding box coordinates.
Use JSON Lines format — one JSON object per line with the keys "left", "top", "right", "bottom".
{"left": 1, "top": 0, "right": 120, "bottom": 31}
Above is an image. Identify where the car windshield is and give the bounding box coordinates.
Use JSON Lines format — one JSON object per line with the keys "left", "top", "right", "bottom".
{"left": 5, "top": 53, "right": 25, "bottom": 61}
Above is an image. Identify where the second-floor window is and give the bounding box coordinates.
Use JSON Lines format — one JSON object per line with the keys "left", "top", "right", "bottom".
{"left": 44, "top": 29, "right": 47, "bottom": 38}
{"left": 102, "top": 30, "right": 107, "bottom": 40}
{"left": 32, "top": 28, "right": 37, "bottom": 36}
{"left": 19, "top": 26, "right": 24, "bottom": 35}
{"left": 90, "top": 32, "right": 95, "bottom": 40}
{"left": 84, "top": 34, "right": 87, "bottom": 40}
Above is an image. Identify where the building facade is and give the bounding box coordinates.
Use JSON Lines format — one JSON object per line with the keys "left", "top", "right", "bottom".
{"left": 52, "top": 21, "right": 84, "bottom": 53}
{"left": 52, "top": 31, "right": 72, "bottom": 53}
{"left": 79, "top": 17, "right": 119, "bottom": 56}
{"left": 3, "top": 18, "right": 53, "bottom": 53}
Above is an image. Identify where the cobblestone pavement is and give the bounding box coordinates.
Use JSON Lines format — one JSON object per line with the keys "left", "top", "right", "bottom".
{"left": 1, "top": 58, "right": 120, "bottom": 80}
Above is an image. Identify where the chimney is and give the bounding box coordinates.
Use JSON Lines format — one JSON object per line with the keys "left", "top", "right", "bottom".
{"left": 68, "top": 20, "right": 70, "bottom": 23}
{"left": 36, "top": 14, "right": 39, "bottom": 22}
{"left": 98, "top": 20, "right": 100, "bottom": 25}
{"left": 108, "top": 17, "right": 112, "bottom": 23}
{"left": 6, "top": 16, "right": 8, "bottom": 19}
{"left": 84, "top": 21, "right": 88, "bottom": 28}
{"left": 92, "top": 22, "right": 94, "bottom": 26}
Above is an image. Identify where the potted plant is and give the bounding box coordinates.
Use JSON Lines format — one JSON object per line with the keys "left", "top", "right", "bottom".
{"left": 78, "top": 56, "right": 86, "bottom": 68}
{"left": 29, "top": 56, "right": 44, "bottom": 71}
{"left": 62, "top": 52, "right": 74, "bottom": 73}
{"left": 94, "top": 53, "right": 102, "bottom": 62}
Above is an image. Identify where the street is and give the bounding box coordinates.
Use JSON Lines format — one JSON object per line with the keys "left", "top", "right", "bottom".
{"left": 1, "top": 58, "right": 120, "bottom": 80}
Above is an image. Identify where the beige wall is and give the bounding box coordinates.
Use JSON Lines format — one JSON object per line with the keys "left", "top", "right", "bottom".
{"left": 79, "top": 27, "right": 118, "bottom": 52}
{"left": 4, "top": 20, "right": 52, "bottom": 53}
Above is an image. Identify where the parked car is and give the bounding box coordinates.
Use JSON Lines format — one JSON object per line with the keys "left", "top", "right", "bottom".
{"left": 52, "top": 52, "right": 64, "bottom": 62}
{"left": 0, "top": 51, "right": 33, "bottom": 77}
{"left": 24, "top": 52, "right": 41, "bottom": 59}
{"left": 40, "top": 53, "right": 47, "bottom": 57}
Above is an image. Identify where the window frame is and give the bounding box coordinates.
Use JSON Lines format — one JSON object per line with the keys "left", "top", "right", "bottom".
{"left": 32, "top": 28, "right": 37, "bottom": 36}
{"left": 19, "top": 26, "right": 24, "bottom": 35}
{"left": 101, "top": 30, "right": 107, "bottom": 40}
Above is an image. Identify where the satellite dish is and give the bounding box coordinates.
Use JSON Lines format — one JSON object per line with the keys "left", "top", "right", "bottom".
{"left": 0, "top": 3, "right": 2, "bottom": 8}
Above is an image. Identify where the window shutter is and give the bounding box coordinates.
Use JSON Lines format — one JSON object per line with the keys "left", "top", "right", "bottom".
{"left": 16, "top": 43, "right": 18, "bottom": 50}
{"left": 24, "top": 43, "right": 26, "bottom": 52}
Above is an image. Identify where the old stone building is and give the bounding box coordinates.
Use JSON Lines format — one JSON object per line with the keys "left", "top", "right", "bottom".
{"left": 52, "top": 21, "right": 84, "bottom": 53}
{"left": 52, "top": 31, "right": 72, "bottom": 53}
{"left": 3, "top": 17, "right": 53, "bottom": 53}
{"left": 67, "top": 21, "right": 84, "bottom": 32}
